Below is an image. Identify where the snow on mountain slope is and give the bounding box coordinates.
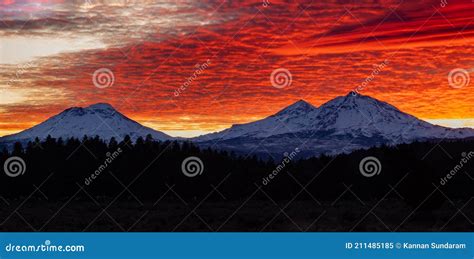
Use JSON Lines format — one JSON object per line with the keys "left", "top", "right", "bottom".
{"left": 0, "top": 103, "right": 171, "bottom": 144}
{"left": 313, "top": 93, "right": 474, "bottom": 141}
{"left": 194, "top": 93, "right": 474, "bottom": 157}
{"left": 2, "top": 94, "right": 474, "bottom": 158}
{"left": 194, "top": 100, "right": 320, "bottom": 142}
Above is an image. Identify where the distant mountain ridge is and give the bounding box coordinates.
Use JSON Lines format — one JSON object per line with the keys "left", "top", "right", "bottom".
{"left": 0, "top": 103, "right": 171, "bottom": 148}
{"left": 194, "top": 100, "right": 320, "bottom": 141}
{"left": 192, "top": 93, "right": 474, "bottom": 157}
{"left": 2, "top": 94, "right": 474, "bottom": 157}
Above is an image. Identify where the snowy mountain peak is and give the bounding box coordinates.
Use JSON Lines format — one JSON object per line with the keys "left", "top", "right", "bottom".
{"left": 323, "top": 92, "right": 393, "bottom": 108}
{"left": 194, "top": 99, "right": 320, "bottom": 141}
{"left": 194, "top": 93, "right": 474, "bottom": 157}
{"left": 0, "top": 103, "right": 172, "bottom": 145}
{"left": 289, "top": 99, "right": 313, "bottom": 108}
{"left": 62, "top": 103, "right": 118, "bottom": 117}
{"left": 275, "top": 99, "right": 317, "bottom": 116}
{"left": 87, "top": 103, "right": 115, "bottom": 111}
{"left": 315, "top": 93, "right": 420, "bottom": 135}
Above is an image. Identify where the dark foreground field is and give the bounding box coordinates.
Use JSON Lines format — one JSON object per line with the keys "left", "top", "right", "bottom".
{"left": 0, "top": 197, "right": 472, "bottom": 232}
{"left": 1, "top": 137, "right": 473, "bottom": 232}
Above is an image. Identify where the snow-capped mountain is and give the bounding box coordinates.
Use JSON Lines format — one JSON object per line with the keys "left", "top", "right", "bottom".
{"left": 313, "top": 93, "right": 473, "bottom": 141}
{"left": 193, "top": 93, "right": 474, "bottom": 158}
{"left": 0, "top": 103, "right": 171, "bottom": 147}
{"left": 2, "top": 94, "right": 474, "bottom": 158}
{"left": 194, "top": 100, "right": 320, "bottom": 141}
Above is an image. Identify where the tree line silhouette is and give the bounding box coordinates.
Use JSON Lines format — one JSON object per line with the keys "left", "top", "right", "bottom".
{"left": 1, "top": 135, "right": 472, "bottom": 211}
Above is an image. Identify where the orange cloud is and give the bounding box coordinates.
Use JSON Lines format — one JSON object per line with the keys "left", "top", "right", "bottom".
{"left": 1, "top": 0, "right": 474, "bottom": 136}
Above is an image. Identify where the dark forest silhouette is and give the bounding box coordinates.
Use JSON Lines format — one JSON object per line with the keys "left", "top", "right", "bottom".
{"left": 0, "top": 135, "right": 472, "bottom": 231}
{"left": 1, "top": 135, "right": 472, "bottom": 202}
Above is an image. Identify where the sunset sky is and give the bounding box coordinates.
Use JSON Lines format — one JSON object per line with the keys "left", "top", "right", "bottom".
{"left": 1, "top": 0, "right": 474, "bottom": 137}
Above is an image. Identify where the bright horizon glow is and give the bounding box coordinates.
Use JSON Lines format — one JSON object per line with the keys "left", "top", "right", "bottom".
{"left": 2, "top": 116, "right": 474, "bottom": 139}
{"left": 425, "top": 119, "right": 474, "bottom": 129}
{"left": 159, "top": 130, "right": 220, "bottom": 138}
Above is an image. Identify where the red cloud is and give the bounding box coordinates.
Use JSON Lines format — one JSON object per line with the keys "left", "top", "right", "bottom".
{"left": 1, "top": 0, "right": 474, "bottom": 136}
